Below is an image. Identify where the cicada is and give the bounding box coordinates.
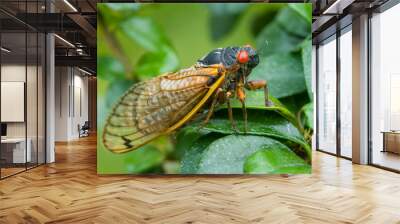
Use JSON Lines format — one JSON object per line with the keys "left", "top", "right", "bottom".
{"left": 103, "top": 45, "right": 271, "bottom": 153}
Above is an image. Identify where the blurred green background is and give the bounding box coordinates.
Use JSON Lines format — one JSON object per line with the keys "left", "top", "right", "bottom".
{"left": 97, "top": 3, "right": 312, "bottom": 174}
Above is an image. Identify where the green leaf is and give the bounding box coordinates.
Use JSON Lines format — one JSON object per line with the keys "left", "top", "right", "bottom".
{"left": 98, "top": 56, "right": 126, "bottom": 80}
{"left": 117, "top": 17, "right": 171, "bottom": 52}
{"left": 276, "top": 7, "right": 310, "bottom": 38}
{"left": 300, "top": 102, "right": 313, "bottom": 129}
{"left": 135, "top": 46, "right": 179, "bottom": 80}
{"left": 288, "top": 3, "right": 312, "bottom": 24}
{"left": 98, "top": 3, "right": 141, "bottom": 26}
{"left": 279, "top": 91, "right": 310, "bottom": 115}
{"left": 174, "top": 126, "right": 210, "bottom": 161}
{"left": 251, "top": 52, "right": 307, "bottom": 98}
{"left": 99, "top": 10, "right": 180, "bottom": 76}
{"left": 207, "top": 4, "right": 248, "bottom": 41}
{"left": 256, "top": 21, "right": 304, "bottom": 56}
{"left": 124, "top": 145, "right": 165, "bottom": 173}
{"left": 301, "top": 38, "right": 313, "bottom": 100}
{"left": 97, "top": 3, "right": 140, "bottom": 29}
{"left": 197, "top": 135, "right": 303, "bottom": 174}
{"left": 100, "top": 3, "right": 141, "bottom": 15}
{"left": 250, "top": 7, "right": 281, "bottom": 37}
{"left": 255, "top": 4, "right": 311, "bottom": 56}
{"left": 195, "top": 109, "right": 311, "bottom": 161}
{"left": 97, "top": 84, "right": 107, "bottom": 128}
{"left": 244, "top": 147, "right": 311, "bottom": 174}
{"left": 181, "top": 134, "right": 224, "bottom": 174}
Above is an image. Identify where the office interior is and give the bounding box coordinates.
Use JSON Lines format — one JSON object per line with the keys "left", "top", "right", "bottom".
{"left": 0, "top": 0, "right": 399, "bottom": 222}
{"left": 0, "top": 0, "right": 97, "bottom": 179}
{"left": 314, "top": 0, "right": 400, "bottom": 172}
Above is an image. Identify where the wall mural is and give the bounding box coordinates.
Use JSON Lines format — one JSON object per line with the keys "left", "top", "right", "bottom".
{"left": 97, "top": 3, "right": 313, "bottom": 174}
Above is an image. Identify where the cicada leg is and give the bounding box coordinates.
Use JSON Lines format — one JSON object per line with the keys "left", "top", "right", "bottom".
{"left": 237, "top": 87, "right": 248, "bottom": 133}
{"left": 241, "top": 101, "right": 248, "bottom": 133}
{"left": 226, "top": 91, "right": 239, "bottom": 133}
{"left": 245, "top": 80, "right": 273, "bottom": 107}
{"left": 201, "top": 88, "right": 223, "bottom": 127}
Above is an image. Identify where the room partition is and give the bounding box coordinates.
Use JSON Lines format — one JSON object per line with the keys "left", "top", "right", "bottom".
{"left": 0, "top": 0, "right": 47, "bottom": 179}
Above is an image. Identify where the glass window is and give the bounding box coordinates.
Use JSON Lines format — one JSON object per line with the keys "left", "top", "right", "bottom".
{"left": 371, "top": 4, "right": 400, "bottom": 171}
{"left": 317, "top": 36, "right": 337, "bottom": 154}
{"left": 339, "top": 28, "right": 352, "bottom": 158}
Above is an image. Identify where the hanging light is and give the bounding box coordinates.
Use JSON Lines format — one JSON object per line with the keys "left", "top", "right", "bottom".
{"left": 63, "top": 0, "right": 78, "bottom": 12}
{"left": 1, "top": 47, "right": 11, "bottom": 53}
{"left": 54, "top": 34, "right": 75, "bottom": 48}
{"left": 78, "top": 67, "right": 92, "bottom": 76}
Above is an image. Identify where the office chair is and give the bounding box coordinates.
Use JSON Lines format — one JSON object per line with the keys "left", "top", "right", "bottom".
{"left": 78, "top": 121, "right": 90, "bottom": 138}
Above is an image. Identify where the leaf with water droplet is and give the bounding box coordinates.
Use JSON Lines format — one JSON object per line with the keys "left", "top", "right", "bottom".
{"left": 191, "top": 108, "right": 311, "bottom": 162}
{"left": 195, "top": 135, "right": 307, "bottom": 174}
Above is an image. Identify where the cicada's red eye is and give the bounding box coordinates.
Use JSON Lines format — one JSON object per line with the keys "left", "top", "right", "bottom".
{"left": 237, "top": 50, "right": 249, "bottom": 64}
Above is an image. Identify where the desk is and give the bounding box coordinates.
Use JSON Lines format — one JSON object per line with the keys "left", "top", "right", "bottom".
{"left": 1, "top": 138, "right": 31, "bottom": 163}
{"left": 382, "top": 131, "right": 400, "bottom": 154}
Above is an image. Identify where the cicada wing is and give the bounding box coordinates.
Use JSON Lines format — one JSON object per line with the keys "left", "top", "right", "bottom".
{"left": 102, "top": 66, "right": 224, "bottom": 153}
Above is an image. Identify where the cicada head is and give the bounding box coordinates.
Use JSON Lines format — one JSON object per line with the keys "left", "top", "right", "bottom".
{"left": 237, "top": 45, "right": 259, "bottom": 69}
{"left": 234, "top": 45, "right": 259, "bottom": 78}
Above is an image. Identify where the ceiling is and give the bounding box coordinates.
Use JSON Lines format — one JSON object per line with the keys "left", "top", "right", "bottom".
{"left": 311, "top": 0, "right": 391, "bottom": 44}
{"left": 0, "top": 0, "right": 98, "bottom": 74}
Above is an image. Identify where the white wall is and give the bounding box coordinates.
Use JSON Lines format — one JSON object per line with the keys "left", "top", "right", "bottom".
{"left": 55, "top": 67, "right": 69, "bottom": 141}
{"left": 1, "top": 65, "right": 26, "bottom": 81}
{"left": 54, "top": 67, "right": 89, "bottom": 141}
{"left": 72, "top": 73, "right": 89, "bottom": 138}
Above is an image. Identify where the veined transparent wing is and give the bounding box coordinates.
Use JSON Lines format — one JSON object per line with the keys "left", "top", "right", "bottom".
{"left": 102, "top": 66, "right": 225, "bottom": 153}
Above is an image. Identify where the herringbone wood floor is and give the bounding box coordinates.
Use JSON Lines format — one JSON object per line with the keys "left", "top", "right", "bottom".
{"left": 1, "top": 135, "right": 400, "bottom": 224}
